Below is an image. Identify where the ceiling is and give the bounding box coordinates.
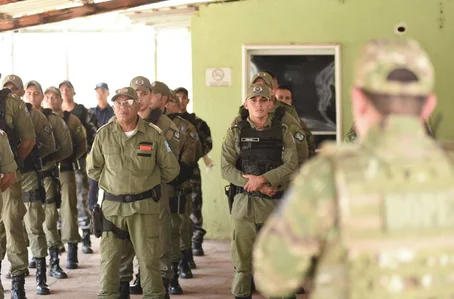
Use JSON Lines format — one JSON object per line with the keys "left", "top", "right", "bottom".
{"left": 0, "top": 0, "right": 236, "bottom": 32}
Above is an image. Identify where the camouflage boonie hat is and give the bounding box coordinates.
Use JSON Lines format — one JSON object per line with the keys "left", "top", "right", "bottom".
{"left": 111, "top": 87, "right": 138, "bottom": 102}
{"left": 130, "top": 76, "right": 152, "bottom": 92}
{"left": 44, "top": 86, "right": 62, "bottom": 98}
{"left": 3, "top": 74, "right": 24, "bottom": 90}
{"left": 26, "top": 80, "right": 43, "bottom": 94}
{"left": 150, "top": 81, "right": 170, "bottom": 96}
{"left": 251, "top": 72, "right": 274, "bottom": 89}
{"left": 354, "top": 38, "right": 434, "bottom": 96}
{"left": 246, "top": 83, "right": 271, "bottom": 100}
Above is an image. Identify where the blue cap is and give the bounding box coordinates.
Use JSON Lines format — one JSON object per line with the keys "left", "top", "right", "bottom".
{"left": 95, "top": 82, "right": 109, "bottom": 90}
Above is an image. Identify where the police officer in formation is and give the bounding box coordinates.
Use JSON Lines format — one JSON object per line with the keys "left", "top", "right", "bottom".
{"left": 253, "top": 38, "right": 454, "bottom": 299}
{"left": 25, "top": 80, "right": 73, "bottom": 280}
{"left": 0, "top": 74, "right": 36, "bottom": 298}
{"left": 3, "top": 75, "right": 57, "bottom": 295}
{"left": 221, "top": 83, "right": 299, "bottom": 299}
{"left": 87, "top": 87, "right": 180, "bottom": 299}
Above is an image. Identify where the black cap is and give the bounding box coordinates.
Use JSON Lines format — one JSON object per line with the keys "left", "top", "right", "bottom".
{"left": 59, "top": 80, "right": 74, "bottom": 89}
{"left": 95, "top": 82, "right": 109, "bottom": 90}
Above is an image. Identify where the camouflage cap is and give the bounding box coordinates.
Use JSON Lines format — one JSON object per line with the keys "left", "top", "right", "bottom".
{"left": 59, "top": 80, "right": 74, "bottom": 89}
{"left": 2, "top": 74, "right": 24, "bottom": 90}
{"left": 130, "top": 76, "right": 152, "bottom": 92}
{"left": 251, "top": 72, "right": 274, "bottom": 89}
{"left": 150, "top": 81, "right": 170, "bottom": 96}
{"left": 354, "top": 38, "right": 434, "bottom": 96}
{"left": 44, "top": 86, "right": 62, "bottom": 98}
{"left": 26, "top": 80, "right": 43, "bottom": 94}
{"left": 246, "top": 83, "right": 271, "bottom": 100}
{"left": 111, "top": 87, "right": 138, "bottom": 102}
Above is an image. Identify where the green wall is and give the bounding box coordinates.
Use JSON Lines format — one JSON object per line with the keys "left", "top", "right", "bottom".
{"left": 191, "top": 0, "right": 454, "bottom": 239}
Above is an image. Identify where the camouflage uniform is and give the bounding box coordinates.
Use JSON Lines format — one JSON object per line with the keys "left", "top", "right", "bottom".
{"left": 253, "top": 39, "right": 451, "bottom": 299}
{"left": 179, "top": 111, "right": 212, "bottom": 254}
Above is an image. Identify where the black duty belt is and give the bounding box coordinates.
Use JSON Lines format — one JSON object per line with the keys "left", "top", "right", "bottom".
{"left": 236, "top": 186, "right": 284, "bottom": 200}
{"left": 105, "top": 185, "right": 161, "bottom": 203}
{"left": 59, "top": 162, "right": 74, "bottom": 172}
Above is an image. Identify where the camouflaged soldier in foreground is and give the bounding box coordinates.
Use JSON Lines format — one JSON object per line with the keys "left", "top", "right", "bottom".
{"left": 253, "top": 38, "right": 454, "bottom": 299}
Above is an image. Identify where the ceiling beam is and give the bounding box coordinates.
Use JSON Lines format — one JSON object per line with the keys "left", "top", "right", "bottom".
{"left": 0, "top": 0, "right": 163, "bottom": 32}
{"left": 0, "top": 0, "right": 21, "bottom": 4}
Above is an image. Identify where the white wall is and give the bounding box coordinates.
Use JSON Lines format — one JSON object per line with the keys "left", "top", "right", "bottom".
{"left": 0, "top": 22, "right": 193, "bottom": 112}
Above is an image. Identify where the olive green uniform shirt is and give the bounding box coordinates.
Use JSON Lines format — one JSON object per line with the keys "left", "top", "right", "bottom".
{"left": 221, "top": 117, "right": 299, "bottom": 222}
{"left": 0, "top": 131, "right": 18, "bottom": 201}
{"left": 87, "top": 117, "right": 180, "bottom": 217}
{"left": 3, "top": 94, "right": 36, "bottom": 182}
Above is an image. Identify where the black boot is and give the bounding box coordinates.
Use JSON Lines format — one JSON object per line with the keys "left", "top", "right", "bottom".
{"left": 119, "top": 281, "right": 130, "bottom": 299}
{"left": 129, "top": 270, "right": 142, "bottom": 295}
{"left": 162, "top": 277, "right": 171, "bottom": 299}
{"left": 48, "top": 246, "right": 68, "bottom": 279}
{"left": 187, "top": 247, "right": 197, "bottom": 269}
{"left": 82, "top": 229, "right": 93, "bottom": 254}
{"left": 235, "top": 296, "right": 251, "bottom": 299}
{"left": 28, "top": 257, "right": 36, "bottom": 269}
{"left": 6, "top": 268, "right": 29, "bottom": 280}
{"left": 66, "top": 243, "right": 78, "bottom": 269}
{"left": 11, "top": 273, "right": 26, "bottom": 299}
{"left": 35, "top": 258, "right": 50, "bottom": 295}
{"left": 168, "top": 262, "right": 183, "bottom": 294}
{"left": 192, "top": 242, "right": 204, "bottom": 256}
{"left": 179, "top": 250, "right": 193, "bottom": 279}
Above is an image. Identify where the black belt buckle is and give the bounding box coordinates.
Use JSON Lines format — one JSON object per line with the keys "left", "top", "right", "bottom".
{"left": 124, "top": 195, "right": 133, "bottom": 203}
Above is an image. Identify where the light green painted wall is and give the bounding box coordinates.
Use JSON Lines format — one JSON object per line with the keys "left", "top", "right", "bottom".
{"left": 191, "top": 0, "right": 454, "bottom": 239}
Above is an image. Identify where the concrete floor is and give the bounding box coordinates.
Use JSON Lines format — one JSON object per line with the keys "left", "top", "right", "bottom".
{"left": 1, "top": 239, "right": 307, "bottom": 299}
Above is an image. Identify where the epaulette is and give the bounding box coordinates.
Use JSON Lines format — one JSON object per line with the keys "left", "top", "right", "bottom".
{"left": 96, "top": 122, "right": 111, "bottom": 133}
{"left": 148, "top": 122, "right": 163, "bottom": 134}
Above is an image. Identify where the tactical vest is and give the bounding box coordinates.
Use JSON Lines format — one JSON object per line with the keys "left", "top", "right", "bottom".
{"left": 318, "top": 145, "right": 454, "bottom": 299}
{"left": 62, "top": 111, "right": 77, "bottom": 163}
{"left": 20, "top": 103, "right": 42, "bottom": 173}
{"left": 145, "top": 109, "right": 162, "bottom": 126}
{"left": 237, "top": 107, "right": 285, "bottom": 176}
{"left": 0, "top": 88, "right": 19, "bottom": 155}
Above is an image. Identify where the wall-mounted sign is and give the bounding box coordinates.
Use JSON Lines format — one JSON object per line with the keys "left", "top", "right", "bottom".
{"left": 205, "top": 67, "right": 232, "bottom": 87}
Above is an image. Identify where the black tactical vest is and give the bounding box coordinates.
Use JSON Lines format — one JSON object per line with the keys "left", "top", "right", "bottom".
{"left": 20, "top": 103, "right": 42, "bottom": 173}
{"left": 237, "top": 107, "right": 285, "bottom": 175}
{"left": 0, "top": 88, "right": 19, "bottom": 154}
{"left": 145, "top": 109, "right": 162, "bottom": 125}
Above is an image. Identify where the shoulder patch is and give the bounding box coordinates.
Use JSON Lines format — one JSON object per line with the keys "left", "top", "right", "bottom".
{"left": 294, "top": 131, "right": 305, "bottom": 142}
{"left": 164, "top": 140, "right": 172, "bottom": 152}
{"left": 189, "top": 130, "right": 199, "bottom": 141}
{"left": 0, "top": 129, "right": 5, "bottom": 136}
{"left": 174, "top": 130, "right": 180, "bottom": 139}
{"left": 43, "top": 124, "right": 53, "bottom": 135}
{"left": 148, "top": 122, "right": 163, "bottom": 134}
{"left": 76, "top": 126, "right": 82, "bottom": 133}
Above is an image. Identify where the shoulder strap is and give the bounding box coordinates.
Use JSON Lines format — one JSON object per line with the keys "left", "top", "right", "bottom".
{"left": 63, "top": 111, "right": 71, "bottom": 123}
{"left": 272, "top": 106, "right": 285, "bottom": 127}
{"left": 148, "top": 109, "right": 162, "bottom": 125}
{"left": 25, "top": 102, "right": 32, "bottom": 113}
{"left": 42, "top": 108, "right": 53, "bottom": 117}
